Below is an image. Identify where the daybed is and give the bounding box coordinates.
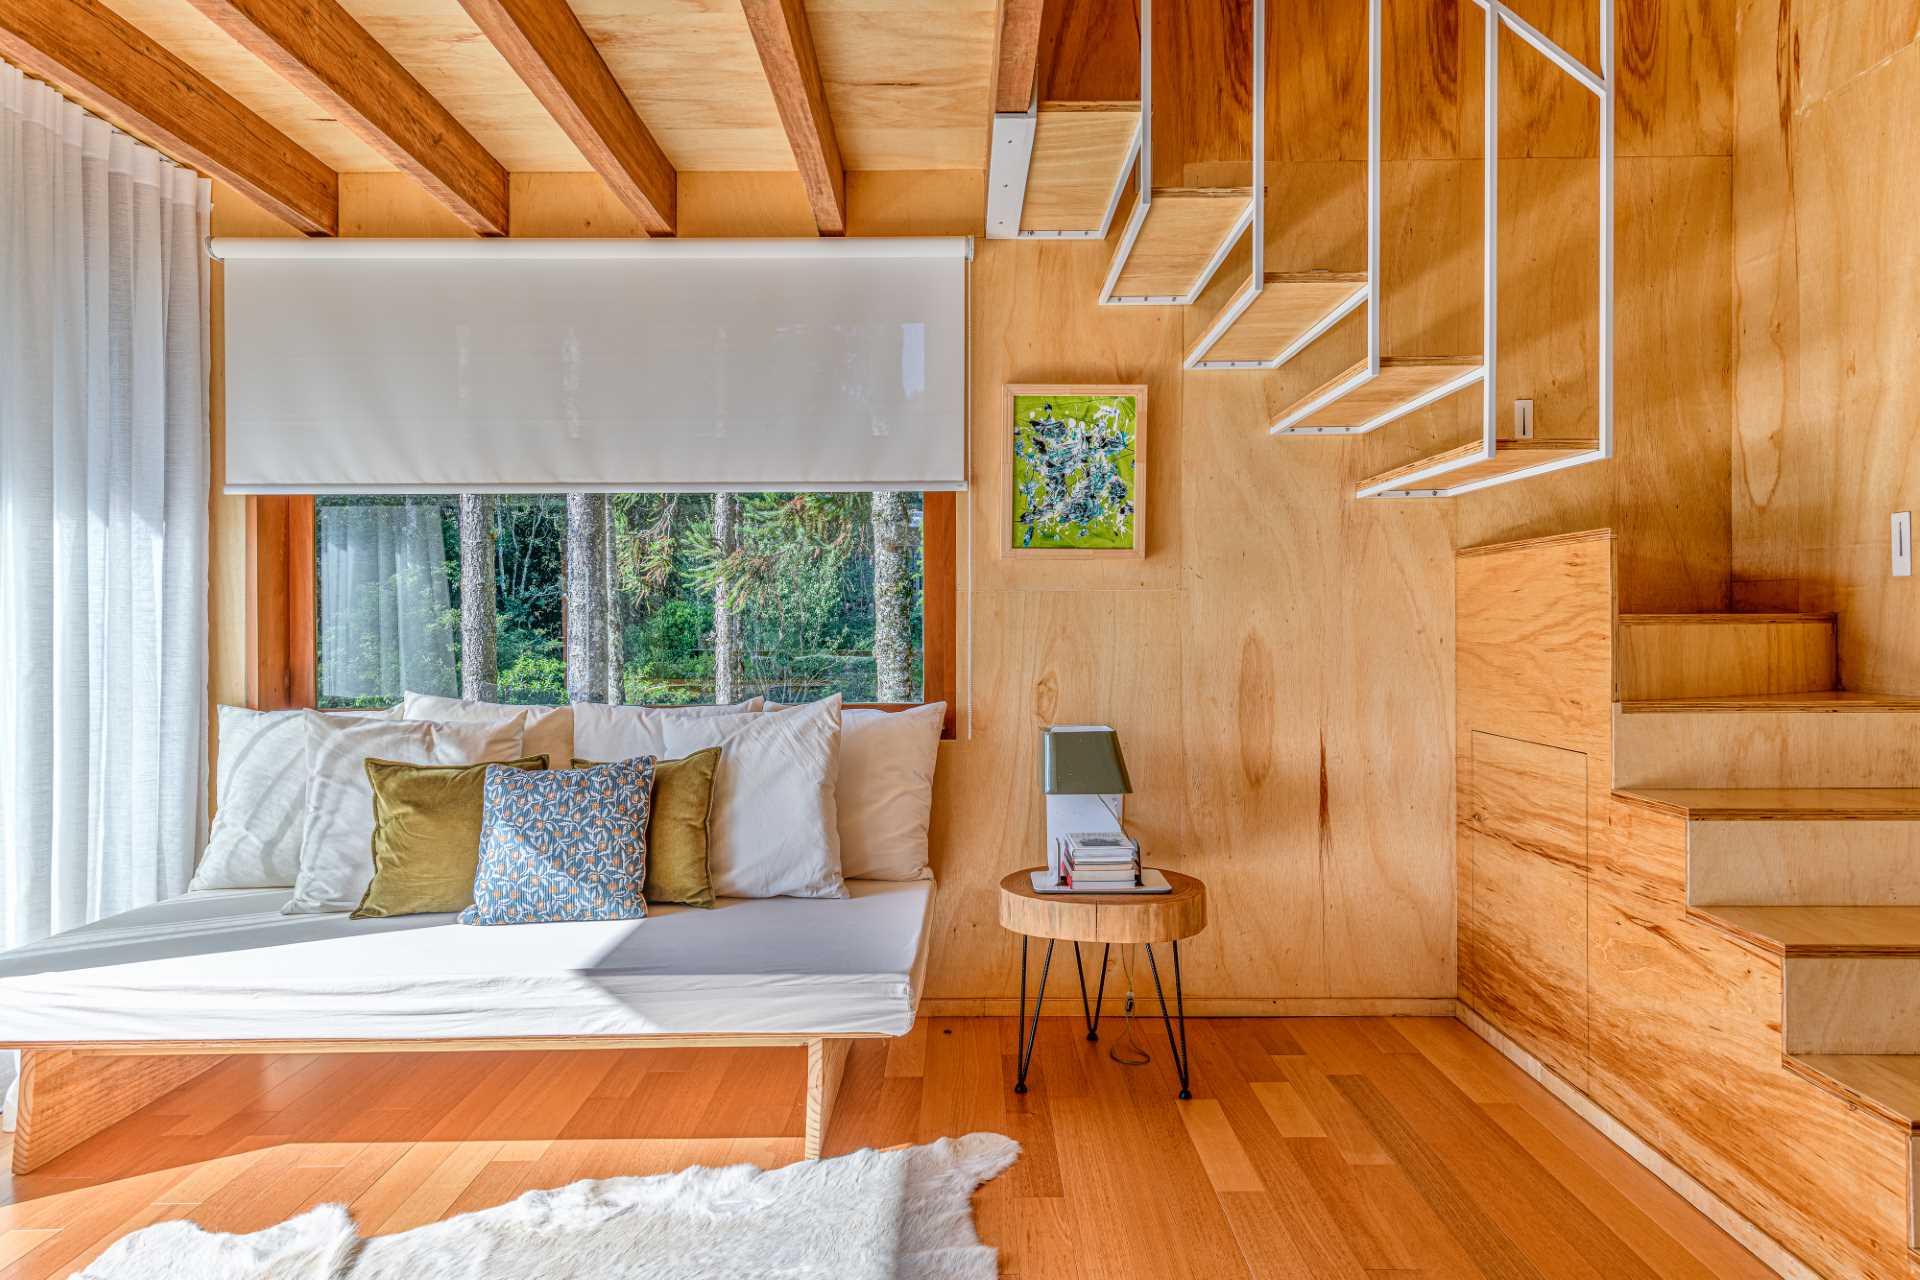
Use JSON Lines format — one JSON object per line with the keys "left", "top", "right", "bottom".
{"left": 0, "top": 879, "right": 934, "bottom": 1172}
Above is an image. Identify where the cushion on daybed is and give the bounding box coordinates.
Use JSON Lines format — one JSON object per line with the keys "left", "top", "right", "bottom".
{"left": 462, "top": 758, "right": 655, "bottom": 926}
{"left": 352, "top": 754, "right": 548, "bottom": 919}
{"left": 287, "top": 712, "right": 527, "bottom": 915}
{"left": 0, "top": 879, "right": 934, "bottom": 1041}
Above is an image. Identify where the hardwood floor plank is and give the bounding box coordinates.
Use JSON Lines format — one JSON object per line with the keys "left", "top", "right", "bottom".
{"left": 1180, "top": 1098, "right": 1264, "bottom": 1192}
{"left": 1253, "top": 1080, "right": 1327, "bottom": 1138}
{"left": 1332, "top": 1074, "right": 1546, "bottom": 1280}
{"left": 0, "top": 1020, "right": 1769, "bottom": 1279}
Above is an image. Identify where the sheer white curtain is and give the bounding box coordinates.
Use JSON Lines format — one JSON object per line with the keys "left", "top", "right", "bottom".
{"left": 0, "top": 67, "right": 211, "bottom": 954}
{"left": 316, "top": 498, "right": 457, "bottom": 704}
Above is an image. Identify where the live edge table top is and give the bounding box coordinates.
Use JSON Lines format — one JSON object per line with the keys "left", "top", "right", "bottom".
{"left": 997, "top": 868, "right": 1207, "bottom": 945}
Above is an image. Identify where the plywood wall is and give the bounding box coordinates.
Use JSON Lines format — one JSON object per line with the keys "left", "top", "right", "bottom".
{"left": 207, "top": 0, "right": 1737, "bottom": 1009}
{"left": 1731, "top": 0, "right": 1920, "bottom": 693}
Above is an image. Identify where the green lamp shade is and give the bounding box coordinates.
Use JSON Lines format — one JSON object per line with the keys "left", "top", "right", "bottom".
{"left": 1040, "top": 726, "right": 1132, "bottom": 795}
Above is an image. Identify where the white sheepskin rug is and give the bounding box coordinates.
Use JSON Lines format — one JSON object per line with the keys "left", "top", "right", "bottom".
{"left": 77, "top": 1133, "right": 1018, "bottom": 1280}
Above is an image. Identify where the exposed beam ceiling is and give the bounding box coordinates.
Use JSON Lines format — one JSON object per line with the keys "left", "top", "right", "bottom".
{"left": 455, "top": 0, "right": 675, "bottom": 235}
{"left": 183, "top": 0, "right": 509, "bottom": 235}
{"left": 992, "top": 0, "right": 1046, "bottom": 113}
{"left": 0, "top": 0, "right": 338, "bottom": 235}
{"left": 740, "top": 0, "right": 844, "bottom": 235}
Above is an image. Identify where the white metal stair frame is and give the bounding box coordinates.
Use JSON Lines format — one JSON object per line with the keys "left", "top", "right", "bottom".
{"left": 1095, "top": 0, "right": 1255, "bottom": 306}
{"left": 984, "top": 93, "right": 1141, "bottom": 242}
{"left": 1264, "top": 0, "right": 1487, "bottom": 433}
{"left": 1354, "top": 0, "right": 1615, "bottom": 498}
{"left": 1181, "top": 0, "right": 1330, "bottom": 368}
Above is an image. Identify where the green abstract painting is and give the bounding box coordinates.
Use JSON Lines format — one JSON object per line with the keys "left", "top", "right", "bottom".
{"left": 1010, "top": 391, "right": 1140, "bottom": 553}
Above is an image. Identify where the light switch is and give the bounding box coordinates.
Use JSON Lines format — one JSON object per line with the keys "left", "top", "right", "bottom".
{"left": 1894, "top": 512, "right": 1912, "bottom": 578}
{"left": 1513, "top": 399, "right": 1535, "bottom": 440}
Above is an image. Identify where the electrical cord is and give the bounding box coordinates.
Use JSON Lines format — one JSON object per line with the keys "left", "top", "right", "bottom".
{"left": 1108, "top": 945, "right": 1150, "bottom": 1067}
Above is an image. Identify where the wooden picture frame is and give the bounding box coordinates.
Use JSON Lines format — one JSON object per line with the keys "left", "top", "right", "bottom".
{"left": 1003, "top": 383, "right": 1147, "bottom": 559}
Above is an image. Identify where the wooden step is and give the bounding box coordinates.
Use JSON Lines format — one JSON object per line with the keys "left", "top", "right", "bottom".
{"left": 1019, "top": 102, "right": 1140, "bottom": 235}
{"left": 1692, "top": 905, "right": 1920, "bottom": 956}
{"left": 1787, "top": 1053, "right": 1920, "bottom": 1129}
{"left": 1692, "top": 907, "right": 1920, "bottom": 1055}
{"left": 1613, "top": 693, "right": 1920, "bottom": 789}
{"left": 1270, "top": 356, "right": 1484, "bottom": 435}
{"left": 1621, "top": 788, "right": 1920, "bottom": 908}
{"left": 1618, "top": 787, "right": 1920, "bottom": 820}
{"left": 1105, "top": 188, "right": 1253, "bottom": 302}
{"left": 1356, "top": 438, "right": 1599, "bottom": 499}
{"left": 1615, "top": 613, "right": 1838, "bottom": 701}
{"left": 1186, "top": 272, "right": 1367, "bottom": 368}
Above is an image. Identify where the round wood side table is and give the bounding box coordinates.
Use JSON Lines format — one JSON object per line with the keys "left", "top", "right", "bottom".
{"left": 997, "top": 867, "right": 1207, "bottom": 1099}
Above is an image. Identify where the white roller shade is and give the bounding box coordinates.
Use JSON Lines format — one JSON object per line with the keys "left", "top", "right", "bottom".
{"left": 215, "top": 237, "right": 970, "bottom": 493}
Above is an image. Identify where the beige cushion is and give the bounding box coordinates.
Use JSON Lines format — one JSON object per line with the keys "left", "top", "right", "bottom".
{"left": 402, "top": 691, "right": 573, "bottom": 765}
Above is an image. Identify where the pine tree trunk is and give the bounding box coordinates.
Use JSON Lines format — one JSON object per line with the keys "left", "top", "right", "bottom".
{"left": 565, "top": 493, "right": 607, "bottom": 703}
{"left": 870, "top": 491, "right": 912, "bottom": 702}
{"left": 457, "top": 493, "right": 499, "bottom": 701}
{"left": 712, "top": 492, "right": 738, "bottom": 705}
{"left": 603, "top": 497, "right": 624, "bottom": 705}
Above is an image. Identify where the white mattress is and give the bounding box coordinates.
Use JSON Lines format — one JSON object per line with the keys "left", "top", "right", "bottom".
{"left": 0, "top": 880, "right": 934, "bottom": 1044}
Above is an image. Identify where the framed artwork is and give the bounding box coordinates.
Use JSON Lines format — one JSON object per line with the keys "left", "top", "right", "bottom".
{"left": 1004, "top": 384, "right": 1147, "bottom": 559}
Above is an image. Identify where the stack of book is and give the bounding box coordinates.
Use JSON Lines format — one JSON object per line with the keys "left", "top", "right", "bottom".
{"left": 1059, "top": 831, "right": 1141, "bottom": 889}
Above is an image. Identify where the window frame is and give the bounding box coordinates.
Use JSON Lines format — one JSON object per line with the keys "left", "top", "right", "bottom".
{"left": 246, "top": 492, "right": 958, "bottom": 738}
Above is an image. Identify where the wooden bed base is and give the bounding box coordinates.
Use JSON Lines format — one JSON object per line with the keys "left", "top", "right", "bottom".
{"left": 10, "top": 1033, "right": 862, "bottom": 1175}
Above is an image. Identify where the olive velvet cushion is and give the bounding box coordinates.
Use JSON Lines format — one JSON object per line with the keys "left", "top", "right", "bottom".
{"left": 351, "top": 754, "right": 549, "bottom": 919}
{"left": 571, "top": 746, "right": 720, "bottom": 907}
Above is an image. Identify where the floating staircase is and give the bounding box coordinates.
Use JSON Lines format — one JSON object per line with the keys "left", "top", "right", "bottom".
{"left": 1012, "top": 103, "right": 1141, "bottom": 237}
{"left": 1102, "top": 187, "right": 1255, "bottom": 303}
{"left": 1183, "top": 271, "right": 1367, "bottom": 369}
{"left": 1610, "top": 609, "right": 1920, "bottom": 1255}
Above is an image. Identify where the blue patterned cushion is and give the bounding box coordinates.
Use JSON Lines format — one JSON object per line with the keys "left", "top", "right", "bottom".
{"left": 460, "top": 758, "right": 655, "bottom": 926}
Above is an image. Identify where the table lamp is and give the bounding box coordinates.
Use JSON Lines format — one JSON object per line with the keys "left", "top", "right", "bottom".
{"left": 1041, "top": 724, "right": 1132, "bottom": 883}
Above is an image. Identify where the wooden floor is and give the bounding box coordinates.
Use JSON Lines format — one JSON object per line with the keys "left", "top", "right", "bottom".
{"left": 0, "top": 1017, "right": 1774, "bottom": 1278}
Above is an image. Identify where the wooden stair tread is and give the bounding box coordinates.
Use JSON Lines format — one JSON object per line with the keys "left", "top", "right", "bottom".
{"left": 1614, "top": 788, "right": 1920, "bottom": 819}
{"left": 1272, "top": 356, "right": 1484, "bottom": 434}
{"left": 1107, "top": 188, "right": 1254, "bottom": 300}
{"left": 1692, "top": 904, "right": 1920, "bottom": 955}
{"left": 1618, "top": 691, "right": 1920, "bottom": 713}
{"left": 1186, "top": 272, "right": 1368, "bottom": 365}
{"left": 1786, "top": 1054, "right": 1920, "bottom": 1129}
{"left": 1357, "top": 437, "right": 1597, "bottom": 496}
{"left": 1617, "top": 613, "right": 1838, "bottom": 625}
{"left": 1021, "top": 102, "right": 1140, "bottom": 234}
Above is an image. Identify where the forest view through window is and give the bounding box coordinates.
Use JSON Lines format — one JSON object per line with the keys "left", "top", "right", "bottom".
{"left": 314, "top": 492, "right": 926, "bottom": 710}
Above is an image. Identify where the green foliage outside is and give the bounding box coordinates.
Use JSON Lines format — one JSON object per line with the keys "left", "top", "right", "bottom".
{"left": 316, "top": 492, "right": 924, "bottom": 709}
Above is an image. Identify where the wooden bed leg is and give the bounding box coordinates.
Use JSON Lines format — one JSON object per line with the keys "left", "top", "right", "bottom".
{"left": 804, "top": 1038, "right": 851, "bottom": 1160}
{"left": 13, "top": 1049, "right": 223, "bottom": 1175}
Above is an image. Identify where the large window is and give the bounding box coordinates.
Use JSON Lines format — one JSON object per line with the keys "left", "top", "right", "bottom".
{"left": 312, "top": 493, "right": 932, "bottom": 711}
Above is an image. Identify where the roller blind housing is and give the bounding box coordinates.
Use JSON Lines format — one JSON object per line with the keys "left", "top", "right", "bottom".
{"left": 217, "top": 238, "right": 970, "bottom": 494}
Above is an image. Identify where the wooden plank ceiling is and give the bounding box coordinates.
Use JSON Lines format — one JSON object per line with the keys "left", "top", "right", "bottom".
{"left": 85, "top": 0, "right": 995, "bottom": 178}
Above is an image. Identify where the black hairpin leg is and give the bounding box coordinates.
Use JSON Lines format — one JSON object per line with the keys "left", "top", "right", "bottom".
{"left": 1014, "top": 935, "right": 1054, "bottom": 1094}
{"left": 1145, "top": 940, "right": 1193, "bottom": 1100}
{"left": 1073, "top": 942, "right": 1111, "bottom": 1041}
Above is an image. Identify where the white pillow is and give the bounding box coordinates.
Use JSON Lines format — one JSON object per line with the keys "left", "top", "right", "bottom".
{"left": 657, "top": 696, "right": 845, "bottom": 899}
{"left": 194, "top": 707, "right": 310, "bottom": 889}
{"left": 284, "top": 711, "right": 527, "bottom": 914}
{"left": 572, "top": 697, "right": 765, "bottom": 762}
{"left": 195, "top": 705, "right": 403, "bottom": 889}
{"left": 836, "top": 703, "right": 945, "bottom": 880}
{"left": 402, "top": 691, "right": 573, "bottom": 765}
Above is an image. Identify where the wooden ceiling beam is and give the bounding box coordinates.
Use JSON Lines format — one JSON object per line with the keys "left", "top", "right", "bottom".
{"left": 740, "top": 0, "right": 845, "bottom": 236}
{"left": 992, "top": 0, "right": 1046, "bottom": 113}
{"left": 456, "top": 0, "right": 675, "bottom": 235}
{"left": 0, "top": 0, "right": 338, "bottom": 235}
{"left": 184, "top": 0, "right": 509, "bottom": 236}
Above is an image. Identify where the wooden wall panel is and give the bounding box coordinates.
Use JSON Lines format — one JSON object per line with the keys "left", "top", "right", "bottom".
{"left": 1465, "top": 731, "right": 1589, "bottom": 1088}
{"left": 1731, "top": 9, "right": 1920, "bottom": 693}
